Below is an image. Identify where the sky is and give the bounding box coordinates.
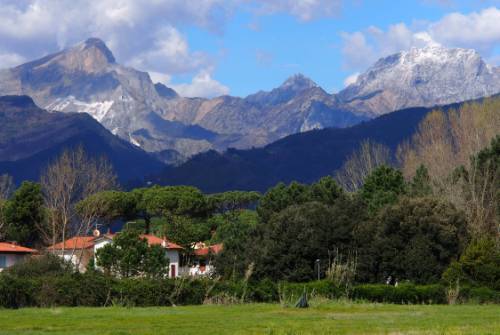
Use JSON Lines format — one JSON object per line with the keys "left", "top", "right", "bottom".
{"left": 0, "top": 0, "right": 500, "bottom": 98}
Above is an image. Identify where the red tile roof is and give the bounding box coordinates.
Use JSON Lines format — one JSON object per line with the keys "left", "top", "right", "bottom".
{"left": 48, "top": 234, "right": 183, "bottom": 251}
{"left": 0, "top": 242, "right": 37, "bottom": 253}
{"left": 194, "top": 243, "right": 223, "bottom": 256}
{"left": 141, "top": 235, "right": 183, "bottom": 250}
{"left": 47, "top": 236, "right": 95, "bottom": 250}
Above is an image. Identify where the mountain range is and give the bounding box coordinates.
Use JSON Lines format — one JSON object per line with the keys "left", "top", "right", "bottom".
{"left": 0, "top": 38, "right": 499, "bottom": 189}
{"left": 1, "top": 38, "right": 499, "bottom": 164}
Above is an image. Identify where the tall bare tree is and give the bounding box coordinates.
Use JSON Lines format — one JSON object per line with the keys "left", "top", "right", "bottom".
{"left": 398, "top": 98, "right": 500, "bottom": 237}
{"left": 335, "top": 140, "right": 392, "bottom": 191}
{"left": 0, "top": 174, "right": 14, "bottom": 200}
{"left": 0, "top": 174, "right": 14, "bottom": 240}
{"left": 41, "top": 146, "right": 118, "bottom": 252}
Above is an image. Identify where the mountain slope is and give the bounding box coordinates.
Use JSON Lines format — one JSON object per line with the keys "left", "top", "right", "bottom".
{"left": 0, "top": 38, "right": 221, "bottom": 162}
{"left": 152, "top": 98, "right": 482, "bottom": 193}
{"left": 0, "top": 95, "right": 164, "bottom": 184}
{"left": 0, "top": 39, "right": 365, "bottom": 158}
{"left": 1, "top": 39, "right": 499, "bottom": 162}
{"left": 339, "top": 46, "right": 500, "bottom": 117}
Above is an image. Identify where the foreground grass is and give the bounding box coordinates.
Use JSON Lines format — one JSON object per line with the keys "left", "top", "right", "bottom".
{"left": 0, "top": 301, "right": 499, "bottom": 335}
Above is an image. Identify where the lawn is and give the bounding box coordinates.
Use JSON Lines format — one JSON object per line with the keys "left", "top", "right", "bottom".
{"left": 0, "top": 301, "right": 499, "bottom": 335}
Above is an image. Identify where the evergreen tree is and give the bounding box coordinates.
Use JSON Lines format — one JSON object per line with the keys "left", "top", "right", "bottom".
{"left": 360, "top": 165, "right": 406, "bottom": 215}
{"left": 3, "top": 182, "right": 45, "bottom": 246}
{"left": 409, "top": 165, "right": 433, "bottom": 197}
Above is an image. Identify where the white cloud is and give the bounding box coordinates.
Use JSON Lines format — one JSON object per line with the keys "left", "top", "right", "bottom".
{"left": 429, "top": 7, "right": 500, "bottom": 52}
{"left": 341, "top": 7, "right": 500, "bottom": 71}
{"left": 128, "top": 26, "right": 210, "bottom": 75}
{"left": 148, "top": 71, "right": 172, "bottom": 85}
{"left": 343, "top": 72, "right": 359, "bottom": 87}
{"left": 0, "top": 0, "right": 347, "bottom": 95}
{"left": 169, "top": 69, "right": 230, "bottom": 98}
{"left": 248, "top": 0, "right": 342, "bottom": 21}
{"left": 0, "top": 1, "right": 231, "bottom": 72}
{"left": 0, "top": 52, "right": 26, "bottom": 69}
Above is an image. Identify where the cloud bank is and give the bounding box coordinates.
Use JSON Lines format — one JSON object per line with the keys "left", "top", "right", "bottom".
{"left": 341, "top": 7, "right": 500, "bottom": 71}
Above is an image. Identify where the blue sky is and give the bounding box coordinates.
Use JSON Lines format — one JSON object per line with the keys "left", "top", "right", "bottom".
{"left": 188, "top": 0, "right": 500, "bottom": 96}
{"left": 0, "top": 1, "right": 499, "bottom": 97}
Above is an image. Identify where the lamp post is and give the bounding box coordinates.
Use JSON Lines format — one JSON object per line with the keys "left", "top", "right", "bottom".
{"left": 315, "top": 259, "right": 320, "bottom": 281}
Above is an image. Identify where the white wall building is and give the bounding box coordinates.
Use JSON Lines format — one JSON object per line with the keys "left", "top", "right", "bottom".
{"left": 48, "top": 233, "right": 184, "bottom": 278}
{"left": 0, "top": 242, "right": 37, "bottom": 271}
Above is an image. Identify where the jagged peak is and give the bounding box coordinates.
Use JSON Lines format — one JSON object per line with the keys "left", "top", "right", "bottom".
{"left": 280, "top": 73, "right": 318, "bottom": 90}
{"left": 78, "top": 37, "right": 116, "bottom": 63}
{"left": 372, "top": 46, "right": 481, "bottom": 70}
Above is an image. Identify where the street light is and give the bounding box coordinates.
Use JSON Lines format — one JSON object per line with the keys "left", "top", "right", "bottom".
{"left": 315, "top": 259, "right": 320, "bottom": 281}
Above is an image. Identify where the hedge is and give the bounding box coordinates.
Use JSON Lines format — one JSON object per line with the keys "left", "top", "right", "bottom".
{"left": 352, "top": 284, "right": 447, "bottom": 304}
{"left": 0, "top": 274, "right": 498, "bottom": 308}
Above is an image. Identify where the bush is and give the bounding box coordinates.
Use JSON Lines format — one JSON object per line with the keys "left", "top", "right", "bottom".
{"left": 458, "top": 286, "right": 500, "bottom": 304}
{"left": 443, "top": 238, "right": 500, "bottom": 290}
{"left": 352, "top": 284, "right": 447, "bottom": 304}
{"left": 281, "top": 281, "right": 344, "bottom": 301}
{"left": 4, "top": 254, "right": 70, "bottom": 278}
{"left": 0, "top": 275, "right": 38, "bottom": 308}
{"left": 0, "top": 274, "right": 498, "bottom": 308}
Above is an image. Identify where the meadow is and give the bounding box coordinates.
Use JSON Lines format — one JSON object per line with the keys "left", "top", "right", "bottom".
{"left": 0, "top": 301, "right": 499, "bottom": 335}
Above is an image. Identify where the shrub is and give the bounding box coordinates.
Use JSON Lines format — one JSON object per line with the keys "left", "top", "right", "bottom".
{"left": 352, "top": 284, "right": 447, "bottom": 304}
{"left": 0, "top": 275, "right": 38, "bottom": 308}
{"left": 443, "top": 238, "right": 500, "bottom": 290}
{"left": 4, "top": 254, "right": 70, "bottom": 278}
{"left": 0, "top": 274, "right": 498, "bottom": 308}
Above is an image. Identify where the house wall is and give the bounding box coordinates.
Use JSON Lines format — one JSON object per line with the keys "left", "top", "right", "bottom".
{"left": 94, "top": 239, "right": 180, "bottom": 278}
{"left": 166, "top": 250, "right": 180, "bottom": 278}
{"left": 0, "top": 253, "right": 29, "bottom": 271}
{"left": 92, "top": 238, "right": 111, "bottom": 271}
{"left": 58, "top": 249, "right": 93, "bottom": 272}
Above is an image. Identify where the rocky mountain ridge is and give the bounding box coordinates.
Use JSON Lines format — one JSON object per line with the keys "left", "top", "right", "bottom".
{"left": 338, "top": 46, "right": 500, "bottom": 116}
{"left": 1, "top": 39, "right": 499, "bottom": 163}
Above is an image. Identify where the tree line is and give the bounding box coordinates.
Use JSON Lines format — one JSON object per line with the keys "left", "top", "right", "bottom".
{"left": 0, "top": 99, "right": 498, "bottom": 290}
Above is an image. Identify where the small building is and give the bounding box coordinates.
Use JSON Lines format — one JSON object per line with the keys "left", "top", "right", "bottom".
{"left": 92, "top": 234, "right": 184, "bottom": 278}
{"left": 0, "top": 242, "right": 37, "bottom": 271}
{"left": 189, "top": 242, "right": 223, "bottom": 277}
{"left": 47, "top": 236, "right": 95, "bottom": 272}
{"left": 47, "top": 233, "right": 184, "bottom": 278}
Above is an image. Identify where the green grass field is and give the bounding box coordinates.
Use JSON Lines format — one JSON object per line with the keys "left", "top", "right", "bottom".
{"left": 0, "top": 301, "right": 498, "bottom": 335}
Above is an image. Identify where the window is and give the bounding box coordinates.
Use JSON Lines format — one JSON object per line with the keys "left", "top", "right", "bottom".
{"left": 0, "top": 255, "right": 6, "bottom": 268}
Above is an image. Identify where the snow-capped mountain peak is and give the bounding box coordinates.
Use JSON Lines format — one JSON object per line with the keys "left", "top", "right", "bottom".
{"left": 338, "top": 46, "right": 500, "bottom": 116}
{"left": 281, "top": 73, "right": 318, "bottom": 91}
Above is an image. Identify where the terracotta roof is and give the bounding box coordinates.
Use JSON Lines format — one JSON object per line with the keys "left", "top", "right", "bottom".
{"left": 140, "top": 235, "right": 184, "bottom": 250}
{"left": 194, "top": 243, "right": 223, "bottom": 256}
{"left": 47, "top": 236, "right": 95, "bottom": 250}
{"left": 57, "top": 234, "right": 184, "bottom": 250}
{"left": 0, "top": 242, "right": 37, "bottom": 253}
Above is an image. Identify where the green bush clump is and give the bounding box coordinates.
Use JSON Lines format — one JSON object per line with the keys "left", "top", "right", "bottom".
{"left": 1, "top": 273, "right": 498, "bottom": 308}
{"left": 458, "top": 286, "right": 500, "bottom": 304}
{"left": 352, "top": 284, "right": 447, "bottom": 304}
{"left": 281, "top": 281, "right": 344, "bottom": 300}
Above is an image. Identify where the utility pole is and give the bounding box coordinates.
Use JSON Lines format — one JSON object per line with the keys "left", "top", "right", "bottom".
{"left": 316, "top": 259, "right": 320, "bottom": 281}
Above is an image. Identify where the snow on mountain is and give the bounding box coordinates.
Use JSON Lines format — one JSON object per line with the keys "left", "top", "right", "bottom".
{"left": 1, "top": 39, "right": 499, "bottom": 163}
{"left": 338, "top": 46, "right": 500, "bottom": 116}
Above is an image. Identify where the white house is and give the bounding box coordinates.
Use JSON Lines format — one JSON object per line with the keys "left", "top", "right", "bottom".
{"left": 0, "top": 242, "right": 37, "bottom": 271}
{"left": 92, "top": 233, "right": 183, "bottom": 278}
{"left": 48, "top": 233, "right": 184, "bottom": 278}
{"left": 47, "top": 236, "right": 96, "bottom": 272}
{"left": 188, "top": 242, "right": 223, "bottom": 277}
